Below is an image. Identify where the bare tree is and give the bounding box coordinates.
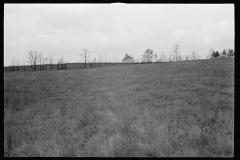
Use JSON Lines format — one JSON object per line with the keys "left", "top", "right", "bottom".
{"left": 172, "top": 44, "right": 181, "bottom": 62}
{"left": 43, "top": 58, "right": 48, "bottom": 70}
{"left": 48, "top": 55, "right": 55, "bottom": 71}
{"left": 98, "top": 54, "right": 102, "bottom": 63}
{"left": 79, "top": 49, "right": 90, "bottom": 69}
{"left": 191, "top": 50, "right": 197, "bottom": 60}
{"left": 161, "top": 51, "right": 166, "bottom": 62}
{"left": 98, "top": 54, "right": 103, "bottom": 67}
{"left": 39, "top": 56, "right": 43, "bottom": 71}
{"left": 57, "top": 57, "right": 65, "bottom": 70}
{"left": 27, "top": 51, "right": 42, "bottom": 71}
{"left": 169, "top": 51, "right": 172, "bottom": 62}
{"left": 105, "top": 53, "right": 107, "bottom": 66}
{"left": 157, "top": 55, "right": 161, "bottom": 63}
{"left": 15, "top": 60, "right": 20, "bottom": 71}
{"left": 11, "top": 58, "right": 15, "bottom": 72}
{"left": 22, "top": 59, "right": 25, "bottom": 71}
{"left": 195, "top": 53, "right": 200, "bottom": 60}
{"left": 154, "top": 53, "right": 157, "bottom": 62}
{"left": 177, "top": 54, "right": 182, "bottom": 61}
{"left": 185, "top": 54, "right": 190, "bottom": 61}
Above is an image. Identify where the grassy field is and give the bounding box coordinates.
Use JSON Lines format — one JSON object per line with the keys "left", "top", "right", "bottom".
{"left": 4, "top": 58, "right": 234, "bottom": 157}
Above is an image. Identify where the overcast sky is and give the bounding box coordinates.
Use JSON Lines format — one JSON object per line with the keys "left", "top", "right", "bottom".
{"left": 4, "top": 3, "right": 234, "bottom": 66}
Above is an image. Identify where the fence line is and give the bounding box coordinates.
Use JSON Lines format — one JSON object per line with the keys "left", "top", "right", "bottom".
{"left": 4, "top": 62, "right": 128, "bottom": 72}
{"left": 4, "top": 58, "right": 227, "bottom": 72}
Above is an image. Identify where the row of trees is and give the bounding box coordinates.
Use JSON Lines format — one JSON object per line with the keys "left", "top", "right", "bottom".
{"left": 209, "top": 48, "right": 234, "bottom": 59}
{"left": 9, "top": 46, "right": 235, "bottom": 72}
{"left": 122, "top": 45, "right": 235, "bottom": 64}
{"left": 122, "top": 44, "right": 201, "bottom": 63}
{"left": 10, "top": 50, "right": 66, "bottom": 72}
{"left": 9, "top": 48, "right": 110, "bottom": 72}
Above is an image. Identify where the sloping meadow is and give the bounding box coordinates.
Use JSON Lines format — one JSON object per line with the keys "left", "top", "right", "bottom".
{"left": 4, "top": 58, "right": 234, "bottom": 157}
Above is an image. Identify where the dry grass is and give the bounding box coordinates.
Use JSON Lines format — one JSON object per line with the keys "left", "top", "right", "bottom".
{"left": 4, "top": 58, "right": 234, "bottom": 157}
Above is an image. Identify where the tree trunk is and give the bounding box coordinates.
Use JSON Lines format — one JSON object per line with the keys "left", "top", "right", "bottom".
{"left": 85, "top": 53, "right": 86, "bottom": 68}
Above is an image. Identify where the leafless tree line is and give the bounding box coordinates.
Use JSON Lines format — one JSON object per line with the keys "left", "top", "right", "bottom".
{"left": 9, "top": 50, "right": 66, "bottom": 72}
{"left": 7, "top": 49, "right": 112, "bottom": 72}
{"left": 8, "top": 46, "right": 234, "bottom": 72}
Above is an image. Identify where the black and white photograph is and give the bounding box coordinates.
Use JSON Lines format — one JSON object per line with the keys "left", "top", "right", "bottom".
{"left": 4, "top": 3, "right": 234, "bottom": 157}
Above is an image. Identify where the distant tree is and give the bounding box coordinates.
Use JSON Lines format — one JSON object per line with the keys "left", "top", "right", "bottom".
{"left": 43, "top": 58, "right": 48, "bottom": 70}
{"left": 161, "top": 52, "right": 166, "bottom": 62}
{"left": 207, "top": 48, "right": 214, "bottom": 59}
{"left": 227, "top": 49, "right": 234, "bottom": 58}
{"left": 231, "top": 49, "right": 235, "bottom": 57}
{"left": 105, "top": 53, "right": 107, "bottom": 66}
{"left": 15, "top": 60, "right": 20, "bottom": 71}
{"left": 156, "top": 53, "right": 161, "bottom": 63}
{"left": 142, "top": 49, "right": 155, "bottom": 63}
{"left": 10, "top": 58, "right": 21, "bottom": 72}
{"left": 79, "top": 49, "right": 90, "bottom": 69}
{"left": 122, "top": 54, "right": 134, "bottom": 63}
{"left": 39, "top": 56, "right": 44, "bottom": 71}
{"left": 48, "top": 55, "right": 55, "bottom": 71}
{"left": 185, "top": 54, "right": 190, "bottom": 61}
{"left": 221, "top": 48, "right": 227, "bottom": 58}
{"left": 177, "top": 54, "right": 182, "bottom": 61}
{"left": 211, "top": 50, "right": 220, "bottom": 59}
{"left": 154, "top": 53, "right": 157, "bottom": 62}
{"left": 22, "top": 59, "right": 25, "bottom": 71}
{"left": 169, "top": 51, "right": 172, "bottom": 62}
{"left": 27, "top": 50, "right": 42, "bottom": 71}
{"left": 90, "top": 58, "right": 96, "bottom": 68}
{"left": 98, "top": 54, "right": 103, "bottom": 63}
{"left": 172, "top": 44, "right": 181, "bottom": 62}
{"left": 196, "top": 53, "right": 200, "bottom": 60}
{"left": 58, "top": 57, "right": 65, "bottom": 70}
{"left": 98, "top": 54, "right": 103, "bottom": 67}
{"left": 191, "top": 50, "right": 197, "bottom": 60}
{"left": 11, "top": 58, "right": 15, "bottom": 72}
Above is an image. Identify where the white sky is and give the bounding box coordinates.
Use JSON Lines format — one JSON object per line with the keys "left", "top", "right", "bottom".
{"left": 4, "top": 3, "right": 234, "bottom": 66}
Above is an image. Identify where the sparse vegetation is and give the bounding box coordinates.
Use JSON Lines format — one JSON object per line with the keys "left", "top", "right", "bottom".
{"left": 142, "top": 49, "right": 157, "bottom": 63}
{"left": 4, "top": 58, "right": 234, "bottom": 157}
{"left": 122, "top": 54, "right": 135, "bottom": 63}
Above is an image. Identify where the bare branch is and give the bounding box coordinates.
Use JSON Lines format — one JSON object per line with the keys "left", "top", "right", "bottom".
{"left": 81, "top": 48, "right": 90, "bottom": 54}
{"left": 78, "top": 53, "right": 86, "bottom": 58}
{"left": 48, "top": 55, "right": 55, "bottom": 64}
{"left": 78, "top": 48, "right": 90, "bottom": 68}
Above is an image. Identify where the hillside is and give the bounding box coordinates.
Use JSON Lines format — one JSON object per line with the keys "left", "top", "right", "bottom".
{"left": 4, "top": 58, "right": 234, "bottom": 157}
